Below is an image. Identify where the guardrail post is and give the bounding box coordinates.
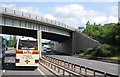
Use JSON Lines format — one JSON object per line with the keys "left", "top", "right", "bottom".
{"left": 51, "top": 58, "right": 53, "bottom": 62}
{"left": 71, "top": 64, "right": 73, "bottom": 69}
{"left": 64, "top": 61, "right": 65, "bottom": 66}
{"left": 66, "top": 62, "right": 68, "bottom": 67}
{"left": 50, "top": 57, "right": 52, "bottom": 62}
{"left": 104, "top": 73, "right": 106, "bottom": 77}
{"left": 55, "top": 59, "right": 57, "bottom": 64}
{"left": 57, "top": 60, "right": 59, "bottom": 65}
{"left": 53, "top": 58, "right": 54, "bottom": 63}
{"left": 69, "top": 73, "right": 71, "bottom": 77}
{"left": 68, "top": 62, "right": 70, "bottom": 68}
{"left": 62, "top": 61, "right": 64, "bottom": 66}
{"left": 79, "top": 66, "right": 81, "bottom": 74}
{"left": 53, "top": 58, "right": 55, "bottom": 63}
{"left": 74, "top": 64, "right": 76, "bottom": 70}
{"left": 54, "top": 65, "right": 56, "bottom": 70}
{"left": 93, "top": 70, "right": 95, "bottom": 77}
{"left": 51, "top": 64, "right": 53, "bottom": 69}
{"left": 57, "top": 59, "right": 59, "bottom": 64}
{"left": 72, "top": 64, "right": 74, "bottom": 70}
{"left": 46, "top": 62, "right": 48, "bottom": 66}
{"left": 49, "top": 57, "right": 51, "bottom": 61}
{"left": 59, "top": 60, "right": 61, "bottom": 65}
{"left": 58, "top": 67, "right": 60, "bottom": 73}
{"left": 48, "top": 63, "right": 49, "bottom": 67}
{"left": 60, "top": 60, "right": 62, "bottom": 65}
{"left": 63, "top": 70, "right": 65, "bottom": 75}
{"left": 85, "top": 68, "right": 87, "bottom": 76}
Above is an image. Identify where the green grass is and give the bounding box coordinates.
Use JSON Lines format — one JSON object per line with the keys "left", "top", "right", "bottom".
{"left": 109, "top": 57, "right": 119, "bottom": 60}
{"left": 77, "top": 53, "right": 119, "bottom": 64}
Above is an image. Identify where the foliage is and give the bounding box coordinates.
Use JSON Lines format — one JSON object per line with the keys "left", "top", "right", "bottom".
{"left": 84, "top": 44, "right": 118, "bottom": 57}
{"left": 92, "top": 44, "right": 111, "bottom": 57}
{"left": 83, "top": 22, "right": 120, "bottom": 45}
{"left": 84, "top": 47, "right": 96, "bottom": 55}
{"left": 82, "top": 21, "right": 119, "bottom": 57}
{"left": 8, "top": 35, "right": 17, "bottom": 47}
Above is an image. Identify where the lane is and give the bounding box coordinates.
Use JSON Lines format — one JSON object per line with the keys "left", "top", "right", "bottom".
{"left": 2, "top": 68, "right": 42, "bottom": 76}
{"left": 0, "top": 58, "right": 2, "bottom": 77}
{"left": 2, "top": 50, "right": 56, "bottom": 77}
{"left": 48, "top": 55, "right": 119, "bottom": 76}
{"left": 0, "top": 49, "right": 4, "bottom": 77}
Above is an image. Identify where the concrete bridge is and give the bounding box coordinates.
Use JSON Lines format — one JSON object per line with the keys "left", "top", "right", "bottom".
{"left": 0, "top": 7, "right": 100, "bottom": 55}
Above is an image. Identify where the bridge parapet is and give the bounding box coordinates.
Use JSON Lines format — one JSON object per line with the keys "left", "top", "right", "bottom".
{"left": 0, "top": 7, "right": 75, "bottom": 31}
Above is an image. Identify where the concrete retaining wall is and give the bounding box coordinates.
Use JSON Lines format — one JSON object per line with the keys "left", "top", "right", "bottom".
{"left": 55, "top": 38, "right": 72, "bottom": 55}
{"left": 55, "top": 31, "right": 101, "bottom": 55}
{"left": 72, "top": 31, "right": 101, "bottom": 54}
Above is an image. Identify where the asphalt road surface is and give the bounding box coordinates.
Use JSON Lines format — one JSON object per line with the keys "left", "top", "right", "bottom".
{"left": 1, "top": 50, "right": 56, "bottom": 77}
{"left": 47, "top": 55, "right": 119, "bottom": 76}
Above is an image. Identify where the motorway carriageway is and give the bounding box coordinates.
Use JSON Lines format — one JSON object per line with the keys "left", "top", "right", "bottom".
{"left": 47, "top": 55, "right": 119, "bottom": 76}
{"left": 1, "top": 50, "right": 56, "bottom": 77}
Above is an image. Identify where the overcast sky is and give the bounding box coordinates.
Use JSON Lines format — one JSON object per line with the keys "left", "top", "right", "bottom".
{"left": 0, "top": 1, "right": 119, "bottom": 40}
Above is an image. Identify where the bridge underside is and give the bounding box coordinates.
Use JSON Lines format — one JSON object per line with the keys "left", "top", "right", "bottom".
{"left": 1, "top": 26, "right": 70, "bottom": 42}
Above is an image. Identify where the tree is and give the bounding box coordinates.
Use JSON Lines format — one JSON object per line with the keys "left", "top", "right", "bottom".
{"left": 82, "top": 22, "right": 119, "bottom": 57}
{"left": 8, "top": 36, "right": 12, "bottom": 47}
{"left": 8, "top": 35, "right": 17, "bottom": 47}
{"left": 13, "top": 35, "right": 17, "bottom": 46}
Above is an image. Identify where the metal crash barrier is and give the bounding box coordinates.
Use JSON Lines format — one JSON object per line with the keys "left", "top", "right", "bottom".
{"left": 40, "top": 56, "right": 84, "bottom": 77}
{"left": 42, "top": 56, "right": 119, "bottom": 77}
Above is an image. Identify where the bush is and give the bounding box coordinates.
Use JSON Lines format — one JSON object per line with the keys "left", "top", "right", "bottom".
{"left": 85, "top": 54, "right": 96, "bottom": 59}
{"left": 96, "top": 44, "right": 111, "bottom": 57}
{"left": 85, "top": 44, "right": 114, "bottom": 57}
{"left": 84, "top": 47, "right": 97, "bottom": 55}
{"left": 79, "top": 53, "right": 85, "bottom": 58}
{"left": 111, "top": 46, "right": 119, "bottom": 57}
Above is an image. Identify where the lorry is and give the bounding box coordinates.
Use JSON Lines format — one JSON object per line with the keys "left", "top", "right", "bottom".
{"left": 0, "top": 36, "right": 8, "bottom": 60}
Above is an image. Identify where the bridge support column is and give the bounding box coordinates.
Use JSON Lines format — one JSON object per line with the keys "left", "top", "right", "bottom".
{"left": 37, "top": 30, "right": 42, "bottom": 58}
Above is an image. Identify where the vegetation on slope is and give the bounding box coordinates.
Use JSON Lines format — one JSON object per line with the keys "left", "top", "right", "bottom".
{"left": 78, "top": 21, "right": 120, "bottom": 63}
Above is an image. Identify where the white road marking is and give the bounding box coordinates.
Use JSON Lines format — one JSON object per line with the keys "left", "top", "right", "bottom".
{"left": 8, "top": 60, "right": 10, "bottom": 62}
{"left": 2, "top": 70, "right": 5, "bottom": 73}
{"left": 37, "top": 68, "right": 47, "bottom": 77}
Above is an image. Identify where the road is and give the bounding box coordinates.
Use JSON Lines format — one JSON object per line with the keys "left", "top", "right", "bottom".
{"left": 1, "top": 50, "right": 56, "bottom": 77}
{"left": 47, "top": 55, "right": 119, "bottom": 76}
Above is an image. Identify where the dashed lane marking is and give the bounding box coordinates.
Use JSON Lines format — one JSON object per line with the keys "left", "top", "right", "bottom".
{"left": 37, "top": 68, "right": 47, "bottom": 77}
{"left": 2, "top": 70, "right": 5, "bottom": 73}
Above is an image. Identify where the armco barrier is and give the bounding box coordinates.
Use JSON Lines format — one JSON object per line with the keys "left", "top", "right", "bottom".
{"left": 43, "top": 55, "right": 119, "bottom": 77}
{"left": 40, "top": 56, "right": 84, "bottom": 77}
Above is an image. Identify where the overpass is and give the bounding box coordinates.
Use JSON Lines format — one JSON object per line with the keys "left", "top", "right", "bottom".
{"left": 0, "top": 7, "right": 100, "bottom": 55}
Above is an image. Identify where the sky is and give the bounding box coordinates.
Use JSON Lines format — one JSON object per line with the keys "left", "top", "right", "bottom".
{"left": 0, "top": 1, "right": 119, "bottom": 40}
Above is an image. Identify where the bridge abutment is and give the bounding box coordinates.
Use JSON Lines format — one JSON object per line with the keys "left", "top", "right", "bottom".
{"left": 55, "top": 31, "right": 101, "bottom": 55}
{"left": 55, "top": 38, "right": 72, "bottom": 55}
